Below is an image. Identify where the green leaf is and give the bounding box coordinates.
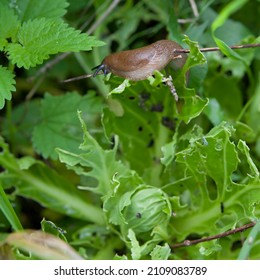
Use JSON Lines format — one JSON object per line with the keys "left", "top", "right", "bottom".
{"left": 238, "top": 140, "right": 259, "bottom": 180}
{"left": 104, "top": 184, "right": 171, "bottom": 235}
{"left": 128, "top": 229, "right": 142, "bottom": 260}
{"left": 175, "top": 36, "right": 208, "bottom": 123}
{"left": 0, "top": 66, "right": 16, "bottom": 109}
{"left": 247, "top": 75, "right": 260, "bottom": 134}
{"left": 6, "top": 18, "right": 105, "bottom": 68}
{"left": 2, "top": 99, "right": 41, "bottom": 147}
{"left": 0, "top": 184, "right": 23, "bottom": 231}
{"left": 103, "top": 81, "right": 174, "bottom": 182}
{"left": 32, "top": 92, "right": 103, "bottom": 159}
{"left": 179, "top": 94, "right": 209, "bottom": 124}
{"left": 109, "top": 79, "right": 131, "bottom": 95}
{"left": 204, "top": 75, "right": 243, "bottom": 119}
{"left": 172, "top": 122, "right": 260, "bottom": 240}
{"left": 41, "top": 218, "right": 67, "bottom": 242}
{"left": 211, "top": 0, "right": 248, "bottom": 64}
{"left": 0, "top": 3, "right": 20, "bottom": 50}
{"left": 15, "top": 0, "right": 69, "bottom": 21}
{"left": 203, "top": 98, "right": 225, "bottom": 125}
{"left": 211, "top": 0, "right": 248, "bottom": 33}
{"left": 57, "top": 112, "right": 171, "bottom": 240}
{"left": 57, "top": 111, "right": 130, "bottom": 195}
{"left": 238, "top": 220, "right": 260, "bottom": 260}
{"left": 161, "top": 136, "right": 177, "bottom": 167}
{"left": 0, "top": 138, "right": 105, "bottom": 224}
{"left": 150, "top": 243, "right": 171, "bottom": 260}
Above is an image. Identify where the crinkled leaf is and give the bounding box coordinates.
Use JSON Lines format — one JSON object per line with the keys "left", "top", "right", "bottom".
{"left": 56, "top": 111, "right": 131, "bottom": 195}
{"left": 198, "top": 240, "right": 222, "bottom": 256}
{"left": 0, "top": 66, "right": 16, "bottom": 109}
{"left": 128, "top": 229, "right": 141, "bottom": 260}
{"left": 179, "top": 93, "right": 209, "bottom": 124}
{"left": 172, "top": 122, "right": 260, "bottom": 240}
{"left": 150, "top": 243, "right": 171, "bottom": 260}
{"left": 6, "top": 18, "right": 104, "bottom": 68}
{"left": 175, "top": 36, "right": 208, "bottom": 123}
{"left": 32, "top": 92, "right": 103, "bottom": 159}
{"left": 109, "top": 79, "right": 131, "bottom": 95}
{"left": 181, "top": 35, "right": 207, "bottom": 72}
{"left": 237, "top": 140, "right": 259, "bottom": 181}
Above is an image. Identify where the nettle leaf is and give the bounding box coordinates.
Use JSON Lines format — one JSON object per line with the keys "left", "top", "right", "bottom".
{"left": 0, "top": 66, "right": 16, "bottom": 109}
{"left": 172, "top": 122, "right": 260, "bottom": 240}
{"left": 14, "top": 0, "right": 69, "bottom": 21}
{"left": 6, "top": 18, "right": 105, "bottom": 69}
{"left": 32, "top": 92, "right": 103, "bottom": 159}
{"left": 0, "top": 3, "right": 20, "bottom": 50}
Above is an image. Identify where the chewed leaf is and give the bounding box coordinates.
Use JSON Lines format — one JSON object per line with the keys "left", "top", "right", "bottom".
{"left": 172, "top": 122, "right": 260, "bottom": 239}
{"left": 109, "top": 79, "right": 131, "bottom": 95}
{"left": 182, "top": 35, "right": 207, "bottom": 71}
{"left": 57, "top": 111, "right": 134, "bottom": 195}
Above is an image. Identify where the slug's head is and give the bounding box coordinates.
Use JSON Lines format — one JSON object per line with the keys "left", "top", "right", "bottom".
{"left": 92, "top": 63, "right": 110, "bottom": 77}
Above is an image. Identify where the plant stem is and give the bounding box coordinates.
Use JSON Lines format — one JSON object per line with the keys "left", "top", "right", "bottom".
{"left": 171, "top": 222, "right": 256, "bottom": 249}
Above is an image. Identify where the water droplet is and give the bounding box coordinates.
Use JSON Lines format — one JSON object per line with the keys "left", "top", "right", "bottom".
{"left": 248, "top": 236, "right": 254, "bottom": 244}
{"left": 225, "top": 184, "right": 232, "bottom": 191}
{"left": 215, "top": 139, "right": 223, "bottom": 151}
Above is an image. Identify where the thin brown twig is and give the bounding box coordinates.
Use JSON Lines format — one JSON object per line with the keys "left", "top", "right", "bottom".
{"left": 171, "top": 222, "right": 256, "bottom": 249}
{"left": 174, "top": 43, "right": 260, "bottom": 54}
{"left": 62, "top": 72, "right": 103, "bottom": 83}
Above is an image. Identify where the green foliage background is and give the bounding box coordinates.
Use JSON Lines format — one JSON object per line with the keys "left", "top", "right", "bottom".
{"left": 0, "top": 0, "right": 260, "bottom": 260}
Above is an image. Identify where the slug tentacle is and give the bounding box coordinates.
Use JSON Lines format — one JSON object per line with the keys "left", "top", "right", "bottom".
{"left": 92, "top": 64, "right": 110, "bottom": 77}
{"left": 92, "top": 40, "right": 187, "bottom": 80}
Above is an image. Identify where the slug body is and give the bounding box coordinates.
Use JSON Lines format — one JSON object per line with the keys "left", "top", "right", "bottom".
{"left": 93, "top": 40, "right": 186, "bottom": 80}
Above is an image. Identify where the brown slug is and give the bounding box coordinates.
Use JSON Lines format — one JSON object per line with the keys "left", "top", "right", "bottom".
{"left": 92, "top": 40, "right": 187, "bottom": 80}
